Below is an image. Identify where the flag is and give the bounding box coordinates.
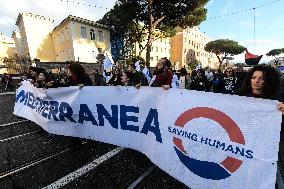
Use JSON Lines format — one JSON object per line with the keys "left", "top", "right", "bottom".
{"left": 103, "top": 55, "right": 113, "bottom": 78}
{"left": 135, "top": 61, "right": 140, "bottom": 72}
{"left": 171, "top": 73, "right": 179, "bottom": 88}
{"left": 245, "top": 49, "right": 263, "bottom": 65}
{"left": 143, "top": 67, "right": 151, "bottom": 82}
{"left": 195, "top": 63, "right": 202, "bottom": 70}
{"left": 103, "top": 56, "right": 112, "bottom": 71}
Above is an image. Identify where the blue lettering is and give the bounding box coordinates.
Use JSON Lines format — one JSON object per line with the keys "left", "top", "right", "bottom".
{"left": 216, "top": 141, "right": 226, "bottom": 150}
{"left": 96, "top": 104, "right": 118, "bottom": 129}
{"left": 26, "top": 92, "right": 35, "bottom": 109}
{"left": 48, "top": 101, "right": 60, "bottom": 121}
{"left": 225, "top": 145, "right": 235, "bottom": 153}
{"left": 16, "top": 90, "right": 26, "bottom": 103}
{"left": 78, "top": 104, "right": 98, "bottom": 125}
{"left": 41, "top": 101, "right": 49, "bottom": 118}
{"left": 245, "top": 150, "right": 254, "bottom": 159}
{"left": 201, "top": 137, "right": 208, "bottom": 144}
{"left": 208, "top": 139, "right": 216, "bottom": 147}
{"left": 141, "top": 109, "right": 162, "bottom": 143}
{"left": 120, "top": 105, "right": 139, "bottom": 132}
{"left": 59, "top": 102, "right": 76, "bottom": 123}
{"left": 184, "top": 132, "right": 191, "bottom": 139}
{"left": 235, "top": 146, "right": 245, "bottom": 156}
{"left": 191, "top": 134, "right": 197, "bottom": 141}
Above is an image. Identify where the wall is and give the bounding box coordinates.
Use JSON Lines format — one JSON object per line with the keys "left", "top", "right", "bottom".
{"left": 19, "top": 14, "right": 56, "bottom": 61}
{"left": 52, "top": 21, "right": 74, "bottom": 62}
{"left": 71, "top": 21, "right": 111, "bottom": 63}
{"left": 135, "top": 37, "right": 171, "bottom": 67}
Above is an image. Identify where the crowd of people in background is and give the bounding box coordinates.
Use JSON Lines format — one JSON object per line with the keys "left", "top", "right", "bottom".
{"left": 2, "top": 57, "right": 284, "bottom": 142}
{"left": 0, "top": 57, "right": 282, "bottom": 101}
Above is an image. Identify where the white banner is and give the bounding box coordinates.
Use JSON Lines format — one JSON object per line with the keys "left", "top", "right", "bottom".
{"left": 14, "top": 81, "right": 281, "bottom": 189}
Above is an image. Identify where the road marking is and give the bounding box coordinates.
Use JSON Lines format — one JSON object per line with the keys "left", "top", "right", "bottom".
{"left": 127, "top": 165, "right": 156, "bottom": 189}
{"left": 0, "top": 147, "right": 72, "bottom": 179}
{"left": 42, "top": 147, "right": 124, "bottom": 189}
{"left": 0, "top": 120, "right": 29, "bottom": 127}
{"left": 0, "top": 130, "right": 40, "bottom": 142}
{"left": 0, "top": 92, "right": 15, "bottom": 96}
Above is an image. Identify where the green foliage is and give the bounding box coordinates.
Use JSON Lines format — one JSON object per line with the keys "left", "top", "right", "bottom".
{"left": 266, "top": 48, "right": 284, "bottom": 57}
{"left": 266, "top": 48, "right": 284, "bottom": 65}
{"left": 99, "top": 0, "right": 209, "bottom": 63}
{"left": 126, "top": 56, "right": 146, "bottom": 67}
{"left": 98, "top": 2, "right": 147, "bottom": 59}
{"left": 204, "top": 39, "right": 245, "bottom": 68}
{"left": 187, "top": 59, "right": 200, "bottom": 70}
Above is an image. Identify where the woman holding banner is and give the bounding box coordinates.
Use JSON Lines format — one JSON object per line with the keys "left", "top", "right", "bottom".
{"left": 67, "top": 63, "right": 93, "bottom": 87}
{"left": 241, "top": 65, "right": 281, "bottom": 101}
{"left": 240, "top": 65, "right": 284, "bottom": 140}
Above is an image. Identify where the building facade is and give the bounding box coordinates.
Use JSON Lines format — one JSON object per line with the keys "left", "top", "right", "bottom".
{"left": 13, "top": 13, "right": 110, "bottom": 63}
{"left": 16, "top": 13, "right": 56, "bottom": 61}
{"left": 171, "top": 26, "right": 219, "bottom": 69}
{"left": 12, "top": 31, "right": 24, "bottom": 57}
{"left": 51, "top": 15, "right": 110, "bottom": 63}
{"left": 135, "top": 35, "right": 171, "bottom": 68}
{"left": 0, "top": 33, "right": 16, "bottom": 74}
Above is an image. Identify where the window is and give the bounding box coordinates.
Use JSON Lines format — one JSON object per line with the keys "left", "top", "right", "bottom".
{"left": 150, "top": 57, "right": 153, "bottom": 61}
{"left": 98, "top": 31, "right": 104, "bottom": 42}
{"left": 161, "top": 47, "right": 163, "bottom": 53}
{"left": 90, "top": 29, "right": 95, "bottom": 40}
{"left": 156, "top": 56, "right": 158, "bottom": 61}
{"left": 156, "top": 47, "right": 158, "bottom": 52}
{"left": 81, "top": 27, "right": 87, "bottom": 39}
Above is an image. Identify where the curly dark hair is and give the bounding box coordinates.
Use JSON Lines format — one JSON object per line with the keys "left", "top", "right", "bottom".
{"left": 68, "top": 63, "right": 86, "bottom": 79}
{"left": 242, "top": 65, "right": 280, "bottom": 99}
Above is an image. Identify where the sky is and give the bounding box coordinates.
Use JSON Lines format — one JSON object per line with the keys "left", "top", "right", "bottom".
{"left": 0, "top": 0, "right": 283, "bottom": 63}
{"left": 200, "top": 0, "right": 284, "bottom": 63}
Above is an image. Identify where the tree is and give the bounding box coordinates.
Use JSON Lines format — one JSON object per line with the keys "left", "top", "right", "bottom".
{"left": 204, "top": 39, "right": 245, "bottom": 68}
{"left": 98, "top": 3, "right": 141, "bottom": 61}
{"left": 116, "top": 0, "right": 208, "bottom": 63}
{"left": 187, "top": 59, "right": 200, "bottom": 70}
{"left": 266, "top": 48, "right": 284, "bottom": 66}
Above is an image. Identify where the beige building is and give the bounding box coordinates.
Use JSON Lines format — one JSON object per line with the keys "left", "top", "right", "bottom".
{"left": 16, "top": 13, "right": 56, "bottom": 61}
{"left": 135, "top": 35, "right": 171, "bottom": 67}
{"left": 12, "top": 31, "right": 24, "bottom": 57}
{"left": 0, "top": 33, "right": 16, "bottom": 74}
{"left": 171, "top": 26, "right": 219, "bottom": 69}
{"left": 14, "top": 13, "right": 110, "bottom": 63}
{"left": 51, "top": 15, "right": 110, "bottom": 63}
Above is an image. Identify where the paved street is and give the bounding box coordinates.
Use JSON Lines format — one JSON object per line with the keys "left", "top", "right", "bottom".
{"left": 0, "top": 93, "right": 189, "bottom": 189}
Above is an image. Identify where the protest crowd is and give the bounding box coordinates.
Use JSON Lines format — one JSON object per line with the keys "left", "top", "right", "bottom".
{"left": 4, "top": 57, "right": 284, "bottom": 141}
